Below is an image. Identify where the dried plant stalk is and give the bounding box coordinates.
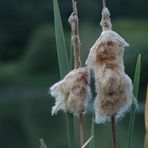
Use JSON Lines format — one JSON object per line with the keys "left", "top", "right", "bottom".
{"left": 81, "top": 136, "right": 94, "bottom": 148}
{"left": 69, "top": 0, "right": 81, "bottom": 69}
{"left": 69, "top": 0, "right": 85, "bottom": 146}
{"left": 111, "top": 116, "right": 116, "bottom": 148}
{"left": 51, "top": 0, "right": 88, "bottom": 146}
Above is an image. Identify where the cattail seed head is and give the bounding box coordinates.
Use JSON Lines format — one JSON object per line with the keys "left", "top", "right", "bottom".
{"left": 86, "top": 30, "right": 129, "bottom": 70}
{"left": 94, "top": 72, "right": 133, "bottom": 123}
{"left": 50, "top": 67, "right": 91, "bottom": 115}
{"left": 85, "top": 6, "right": 134, "bottom": 124}
{"left": 100, "top": 7, "right": 112, "bottom": 31}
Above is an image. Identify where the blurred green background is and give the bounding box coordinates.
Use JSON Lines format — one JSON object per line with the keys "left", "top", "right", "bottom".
{"left": 0, "top": 0, "right": 147, "bottom": 147}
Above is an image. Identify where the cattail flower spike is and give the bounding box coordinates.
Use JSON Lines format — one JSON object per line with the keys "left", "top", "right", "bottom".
{"left": 50, "top": 67, "right": 91, "bottom": 116}
{"left": 86, "top": 5, "right": 135, "bottom": 124}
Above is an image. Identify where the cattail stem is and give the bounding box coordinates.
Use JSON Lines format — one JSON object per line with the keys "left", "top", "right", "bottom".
{"left": 79, "top": 113, "right": 85, "bottom": 146}
{"left": 69, "top": 0, "right": 81, "bottom": 69}
{"left": 111, "top": 116, "right": 116, "bottom": 148}
{"left": 69, "top": 0, "right": 84, "bottom": 146}
{"left": 102, "top": 0, "right": 106, "bottom": 8}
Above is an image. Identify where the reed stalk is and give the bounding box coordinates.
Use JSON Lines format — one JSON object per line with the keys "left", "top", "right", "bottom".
{"left": 53, "top": 0, "right": 74, "bottom": 148}
{"left": 69, "top": 0, "right": 84, "bottom": 146}
{"left": 145, "top": 86, "right": 148, "bottom": 148}
{"left": 111, "top": 116, "right": 116, "bottom": 148}
{"left": 128, "top": 54, "right": 141, "bottom": 148}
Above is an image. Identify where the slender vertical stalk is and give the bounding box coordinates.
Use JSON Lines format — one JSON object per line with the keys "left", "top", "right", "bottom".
{"left": 53, "top": 0, "right": 74, "bottom": 148}
{"left": 102, "top": 0, "right": 106, "bottom": 8}
{"left": 66, "top": 113, "right": 75, "bottom": 148}
{"left": 69, "top": 0, "right": 81, "bottom": 69}
{"left": 145, "top": 86, "right": 148, "bottom": 148}
{"left": 101, "top": 0, "right": 117, "bottom": 147}
{"left": 69, "top": 0, "right": 84, "bottom": 146}
{"left": 79, "top": 113, "right": 85, "bottom": 146}
{"left": 111, "top": 116, "right": 116, "bottom": 148}
{"left": 128, "top": 54, "right": 141, "bottom": 148}
{"left": 89, "top": 116, "right": 95, "bottom": 148}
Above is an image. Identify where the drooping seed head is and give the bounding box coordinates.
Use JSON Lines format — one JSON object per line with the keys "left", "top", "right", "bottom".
{"left": 50, "top": 67, "right": 91, "bottom": 115}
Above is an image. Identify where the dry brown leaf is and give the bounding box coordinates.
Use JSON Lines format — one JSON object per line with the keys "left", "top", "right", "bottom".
{"left": 81, "top": 136, "right": 94, "bottom": 148}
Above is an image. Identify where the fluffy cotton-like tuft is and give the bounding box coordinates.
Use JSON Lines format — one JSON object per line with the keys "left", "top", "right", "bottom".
{"left": 85, "top": 30, "right": 129, "bottom": 70}
{"left": 100, "top": 7, "right": 112, "bottom": 31}
{"left": 94, "top": 72, "right": 134, "bottom": 124}
{"left": 50, "top": 67, "right": 91, "bottom": 115}
{"left": 85, "top": 6, "right": 134, "bottom": 124}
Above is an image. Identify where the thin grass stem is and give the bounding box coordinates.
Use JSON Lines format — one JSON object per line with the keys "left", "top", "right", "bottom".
{"left": 80, "top": 113, "right": 85, "bottom": 146}
{"left": 111, "top": 116, "right": 116, "bottom": 148}
{"left": 69, "top": 0, "right": 84, "bottom": 146}
{"left": 128, "top": 54, "right": 141, "bottom": 148}
{"left": 69, "top": 0, "right": 81, "bottom": 69}
{"left": 102, "top": 0, "right": 106, "bottom": 8}
{"left": 145, "top": 86, "right": 148, "bottom": 148}
{"left": 53, "top": 0, "right": 74, "bottom": 148}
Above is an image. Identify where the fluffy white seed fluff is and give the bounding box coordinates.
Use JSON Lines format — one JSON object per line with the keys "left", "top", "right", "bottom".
{"left": 85, "top": 30, "right": 129, "bottom": 70}
{"left": 94, "top": 72, "right": 134, "bottom": 124}
{"left": 50, "top": 67, "right": 91, "bottom": 115}
{"left": 85, "top": 7, "right": 134, "bottom": 124}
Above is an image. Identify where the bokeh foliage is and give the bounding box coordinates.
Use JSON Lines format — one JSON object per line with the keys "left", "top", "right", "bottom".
{"left": 0, "top": 0, "right": 147, "bottom": 147}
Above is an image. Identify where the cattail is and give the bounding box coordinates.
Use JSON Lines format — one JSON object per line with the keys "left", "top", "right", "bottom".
{"left": 86, "top": 6, "right": 134, "bottom": 123}
{"left": 94, "top": 72, "right": 133, "bottom": 123}
{"left": 86, "top": 8, "right": 129, "bottom": 70}
{"left": 50, "top": 67, "right": 91, "bottom": 115}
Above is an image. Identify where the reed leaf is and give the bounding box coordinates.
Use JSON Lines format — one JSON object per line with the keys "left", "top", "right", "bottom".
{"left": 145, "top": 86, "right": 148, "bottom": 148}
{"left": 89, "top": 117, "right": 95, "bottom": 148}
{"left": 53, "top": 0, "right": 74, "bottom": 148}
{"left": 53, "top": 0, "right": 69, "bottom": 78}
{"left": 128, "top": 54, "right": 141, "bottom": 148}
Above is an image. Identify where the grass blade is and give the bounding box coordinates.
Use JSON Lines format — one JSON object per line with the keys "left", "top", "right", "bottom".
{"left": 66, "top": 113, "right": 74, "bottom": 148}
{"left": 145, "top": 86, "right": 148, "bottom": 148}
{"left": 128, "top": 54, "right": 141, "bottom": 148}
{"left": 89, "top": 117, "right": 95, "bottom": 148}
{"left": 53, "top": 0, "right": 69, "bottom": 78}
{"left": 53, "top": 1, "right": 74, "bottom": 148}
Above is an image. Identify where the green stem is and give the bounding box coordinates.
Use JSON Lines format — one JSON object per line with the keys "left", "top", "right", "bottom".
{"left": 89, "top": 115, "right": 95, "bottom": 148}
{"left": 80, "top": 113, "right": 85, "bottom": 146}
{"left": 53, "top": 0, "right": 74, "bottom": 148}
{"left": 128, "top": 54, "right": 141, "bottom": 148}
{"left": 111, "top": 116, "right": 116, "bottom": 148}
{"left": 66, "top": 113, "right": 74, "bottom": 148}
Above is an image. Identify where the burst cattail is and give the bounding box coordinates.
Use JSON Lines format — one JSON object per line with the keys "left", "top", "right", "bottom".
{"left": 50, "top": 67, "right": 91, "bottom": 115}
{"left": 94, "top": 72, "right": 133, "bottom": 123}
{"left": 86, "top": 7, "right": 134, "bottom": 123}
